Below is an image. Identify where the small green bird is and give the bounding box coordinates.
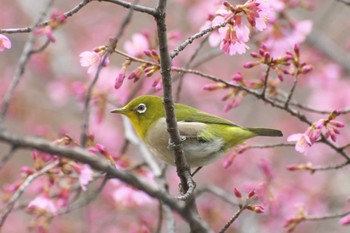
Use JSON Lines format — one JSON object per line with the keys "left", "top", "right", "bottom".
{"left": 111, "top": 95, "right": 282, "bottom": 167}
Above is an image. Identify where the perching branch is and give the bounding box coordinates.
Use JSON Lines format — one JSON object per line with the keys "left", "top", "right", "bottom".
{"left": 0, "top": 129, "right": 213, "bottom": 232}
{"left": 154, "top": 0, "right": 195, "bottom": 200}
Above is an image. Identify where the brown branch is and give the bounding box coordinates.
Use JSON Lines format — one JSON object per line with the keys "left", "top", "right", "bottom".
{"left": 99, "top": 0, "right": 156, "bottom": 15}
{"left": 0, "top": 129, "right": 212, "bottom": 231}
{"left": 0, "top": 0, "right": 92, "bottom": 34}
{"left": 154, "top": 0, "right": 195, "bottom": 200}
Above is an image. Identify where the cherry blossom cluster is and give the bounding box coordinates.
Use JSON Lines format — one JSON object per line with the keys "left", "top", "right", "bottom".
{"left": 79, "top": 32, "right": 168, "bottom": 91}
{"left": 203, "top": 0, "right": 272, "bottom": 55}
{"left": 233, "top": 187, "right": 264, "bottom": 214}
{"left": 244, "top": 44, "right": 312, "bottom": 81}
{"left": 287, "top": 111, "right": 345, "bottom": 155}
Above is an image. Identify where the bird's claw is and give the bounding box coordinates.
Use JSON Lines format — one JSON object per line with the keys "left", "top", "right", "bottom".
{"left": 167, "top": 136, "right": 186, "bottom": 150}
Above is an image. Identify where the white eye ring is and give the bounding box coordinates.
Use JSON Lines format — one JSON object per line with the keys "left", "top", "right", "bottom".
{"left": 136, "top": 103, "right": 147, "bottom": 114}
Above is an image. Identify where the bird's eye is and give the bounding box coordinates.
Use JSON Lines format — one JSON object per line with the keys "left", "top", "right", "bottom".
{"left": 136, "top": 103, "right": 147, "bottom": 114}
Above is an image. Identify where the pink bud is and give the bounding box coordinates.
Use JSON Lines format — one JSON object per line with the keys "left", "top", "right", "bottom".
{"left": 286, "top": 164, "right": 299, "bottom": 171}
{"left": 264, "top": 52, "right": 271, "bottom": 62}
{"left": 231, "top": 72, "right": 243, "bottom": 82}
{"left": 233, "top": 187, "right": 242, "bottom": 198}
{"left": 300, "top": 65, "right": 313, "bottom": 74}
{"left": 248, "top": 205, "right": 264, "bottom": 213}
{"left": 115, "top": 70, "right": 126, "bottom": 89}
{"left": 203, "top": 83, "right": 226, "bottom": 91}
{"left": 243, "top": 62, "right": 258, "bottom": 69}
{"left": 294, "top": 44, "right": 300, "bottom": 58}
{"left": 21, "top": 166, "right": 34, "bottom": 175}
{"left": 143, "top": 50, "right": 152, "bottom": 57}
{"left": 329, "top": 120, "right": 345, "bottom": 128}
{"left": 248, "top": 190, "right": 256, "bottom": 199}
{"left": 277, "top": 73, "right": 284, "bottom": 81}
{"left": 250, "top": 52, "right": 260, "bottom": 58}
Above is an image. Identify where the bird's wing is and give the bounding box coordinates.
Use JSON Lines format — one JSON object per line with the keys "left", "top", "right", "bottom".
{"left": 174, "top": 103, "right": 238, "bottom": 126}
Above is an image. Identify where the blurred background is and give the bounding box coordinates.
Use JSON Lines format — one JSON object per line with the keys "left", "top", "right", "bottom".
{"left": 1, "top": 0, "right": 350, "bottom": 232}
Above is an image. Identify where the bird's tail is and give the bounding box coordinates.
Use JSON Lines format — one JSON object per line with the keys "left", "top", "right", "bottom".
{"left": 247, "top": 128, "right": 283, "bottom": 137}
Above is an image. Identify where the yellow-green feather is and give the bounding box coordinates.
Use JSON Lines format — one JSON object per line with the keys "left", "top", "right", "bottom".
{"left": 119, "top": 95, "right": 282, "bottom": 142}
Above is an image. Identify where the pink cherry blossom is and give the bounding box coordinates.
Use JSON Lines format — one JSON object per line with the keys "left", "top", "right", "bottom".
{"left": 124, "top": 33, "right": 149, "bottom": 57}
{"left": 0, "top": 34, "right": 11, "bottom": 52}
{"left": 263, "top": 20, "right": 313, "bottom": 57}
{"left": 28, "top": 196, "right": 58, "bottom": 214}
{"left": 219, "top": 25, "right": 249, "bottom": 55}
{"left": 79, "top": 46, "right": 110, "bottom": 74}
{"left": 80, "top": 51, "right": 101, "bottom": 74}
{"left": 34, "top": 26, "right": 56, "bottom": 42}
{"left": 79, "top": 165, "right": 93, "bottom": 191}
{"left": 111, "top": 181, "right": 153, "bottom": 207}
{"left": 287, "top": 133, "right": 312, "bottom": 155}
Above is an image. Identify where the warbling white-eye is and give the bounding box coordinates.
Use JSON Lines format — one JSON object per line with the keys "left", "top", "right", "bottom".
{"left": 111, "top": 95, "right": 283, "bottom": 167}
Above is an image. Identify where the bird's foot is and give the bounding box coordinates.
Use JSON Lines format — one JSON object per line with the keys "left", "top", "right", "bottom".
{"left": 167, "top": 136, "right": 186, "bottom": 150}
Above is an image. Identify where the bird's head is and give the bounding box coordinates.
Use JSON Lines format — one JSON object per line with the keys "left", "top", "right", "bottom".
{"left": 111, "top": 95, "right": 165, "bottom": 139}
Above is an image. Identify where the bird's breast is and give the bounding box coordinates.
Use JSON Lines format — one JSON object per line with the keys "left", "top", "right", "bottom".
{"left": 144, "top": 118, "right": 226, "bottom": 167}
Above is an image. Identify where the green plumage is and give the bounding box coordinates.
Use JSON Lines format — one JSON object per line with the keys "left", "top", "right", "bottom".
{"left": 111, "top": 95, "right": 283, "bottom": 167}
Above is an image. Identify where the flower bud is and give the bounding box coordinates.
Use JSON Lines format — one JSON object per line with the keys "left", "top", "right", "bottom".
{"left": 233, "top": 187, "right": 242, "bottom": 198}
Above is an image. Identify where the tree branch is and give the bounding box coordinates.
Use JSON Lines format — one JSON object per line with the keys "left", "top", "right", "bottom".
{"left": 154, "top": 0, "right": 195, "bottom": 200}
{"left": 0, "top": 129, "right": 212, "bottom": 232}
{"left": 0, "top": 0, "right": 92, "bottom": 34}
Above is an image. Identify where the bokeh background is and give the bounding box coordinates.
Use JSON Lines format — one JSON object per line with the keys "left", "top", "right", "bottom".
{"left": 1, "top": 0, "right": 350, "bottom": 232}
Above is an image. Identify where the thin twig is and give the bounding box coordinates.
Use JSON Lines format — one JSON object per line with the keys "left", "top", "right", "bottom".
{"left": 0, "top": 161, "right": 59, "bottom": 227}
{"left": 261, "top": 65, "right": 271, "bottom": 98}
{"left": 80, "top": 0, "right": 138, "bottom": 146}
{"left": 0, "top": 146, "right": 17, "bottom": 169}
{"left": 0, "top": 0, "right": 54, "bottom": 124}
{"left": 175, "top": 37, "right": 208, "bottom": 102}
{"left": 58, "top": 176, "right": 109, "bottom": 215}
{"left": 100, "top": 0, "right": 156, "bottom": 15}
{"left": 244, "top": 143, "right": 294, "bottom": 150}
{"left": 285, "top": 72, "right": 299, "bottom": 108}
{"left": 30, "top": 39, "right": 51, "bottom": 54}
{"left": 0, "top": 0, "right": 92, "bottom": 34}
{"left": 218, "top": 206, "right": 246, "bottom": 233}
{"left": 196, "top": 185, "right": 238, "bottom": 206}
{"left": 170, "top": 21, "right": 227, "bottom": 59}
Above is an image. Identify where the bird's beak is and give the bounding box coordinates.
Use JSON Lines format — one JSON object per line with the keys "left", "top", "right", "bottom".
{"left": 110, "top": 108, "right": 130, "bottom": 115}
